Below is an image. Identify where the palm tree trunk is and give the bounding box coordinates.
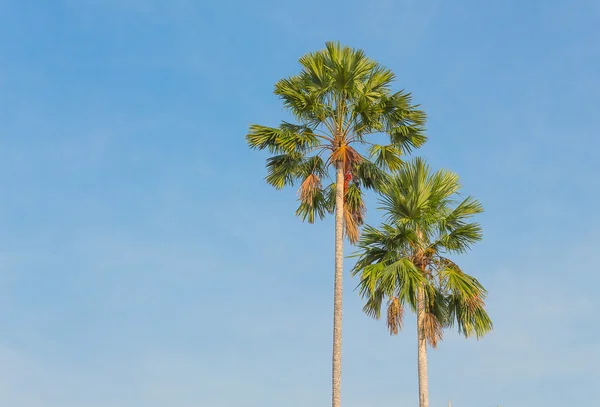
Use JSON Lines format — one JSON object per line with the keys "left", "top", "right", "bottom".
{"left": 332, "top": 164, "right": 344, "bottom": 407}
{"left": 417, "top": 287, "right": 429, "bottom": 407}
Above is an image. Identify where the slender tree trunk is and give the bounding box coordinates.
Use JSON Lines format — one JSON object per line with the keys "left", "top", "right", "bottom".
{"left": 417, "top": 287, "right": 429, "bottom": 407}
{"left": 332, "top": 164, "right": 344, "bottom": 407}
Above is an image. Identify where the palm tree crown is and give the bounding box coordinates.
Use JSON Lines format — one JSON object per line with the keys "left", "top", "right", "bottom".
{"left": 246, "top": 41, "right": 426, "bottom": 241}
{"left": 352, "top": 157, "right": 493, "bottom": 344}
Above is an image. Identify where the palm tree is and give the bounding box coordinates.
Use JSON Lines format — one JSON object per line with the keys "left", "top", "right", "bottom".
{"left": 351, "top": 158, "right": 493, "bottom": 407}
{"left": 246, "top": 42, "right": 426, "bottom": 407}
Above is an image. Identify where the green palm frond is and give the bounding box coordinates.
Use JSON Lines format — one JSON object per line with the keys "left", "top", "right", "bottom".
{"left": 388, "top": 123, "right": 428, "bottom": 154}
{"left": 445, "top": 196, "right": 484, "bottom": 224}
{"left": 353, "top": 257, "right": 425, "bottom": 313}
{"left": 324, "top": 182, "right": 337, "bottom": 212}
{"left": 295, "top": 187, "right": 330, "bottom": 223}
{"left": 362, "top": 288, "right": 385, "bottom": 320}
{"left": 354, "top": 161, "right": 389, "bottom": 190}
{"left": 427, "top": 287, "right": 449, "bottom": 327}
{"left": 447, "top": 293, "right": 493, "bottom": 338}
{"left": 351, "top": 223, "right": 416, "bottom": 265}
{"left": 428, "top": 168, "right": 461, "bottom": 205}
{"left": 343, "top": 183, "right": 366, "bottom": 243}
{"left": 436, "top": 222, "right": 483, "bottom": 254}
{"left": 382, "top": 91, "right": 427, "bottom": 153}
{"left": 296, "top": 155, "right": 328, "bottom": 179}
{"left": 442, "top": 266, "right": 484, "bottom": 297}
{"left": 369, "top": 144, "right": 404, "bottom": 171}
{"left": 442, "top": 267, "right": 492, "bottom": 338}
{"left": 264, "top": 152, "right": 304, "bottom": 189}
{"left": 247, "top": 124, "right": 320, "bottom": 154}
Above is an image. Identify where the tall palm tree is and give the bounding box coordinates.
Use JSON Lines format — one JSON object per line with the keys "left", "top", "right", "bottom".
{"left": 246, "top": 42, "right": 426, "bottom": 407}
{"left": 351, "top": 158, "right": 493, "bottom": 407}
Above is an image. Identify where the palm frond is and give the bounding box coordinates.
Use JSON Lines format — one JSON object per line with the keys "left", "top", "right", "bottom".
{"left": 369, "top": 144, "right": 404, "bottom": 171}
{"left": 442, "top": 267, "right": 492, "bottom": 338}
{"left": 445, "top": 196, "right": 484, "bottom": 223}
{"left": 360, "top": 258, "right": 424, "bottom": 312}
{"left": 447, "top": 293, "right": 493, "bottom": 339}
{"left": 422, "top": 311, "right": 444, "bottom": 348}
{"left": 264, "top": 152, "right": 304, "bottom": 189}
{"left": 298, "top": 174, "right": 321, "bottom": 203}
{"left": 295, "top": 155, "right": 328, "bottom": 180}
{"left": 436, "top": 223, "right": 483, "bottom": 254}
{"left": 344, "top": 209, "right": 361, "bottom": 244}
{"left": 343, "top": 184, "right": 365, "bottom": 243}
{"left": 441, "top": 265, "right": 487, "bottom": 298}
{"left": 387, "top": 297, "right": 404, "bottom": 335}
{"left": 295, "top": 187, "right": 329, "bottom": 223}
{"left": 247, "top": 124, "right": 319, "bottom": 154}
{"left": 354, "top": 161, "right": 389, "bottom": 191}
{"left": 362, "top": 288, "right": 385, "bottom": 320}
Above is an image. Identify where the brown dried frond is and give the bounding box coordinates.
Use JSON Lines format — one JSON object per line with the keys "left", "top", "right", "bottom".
{"left": 343, "top": 202, "right": 365, "bottom": 243}
{"left": 344, "top": 146, "right": 363, "bottom": 173}
{"left": 298, "top": 174, "right": 321, "bottom": 203}
{"left": 422, "top": 312, "right": 444, "bottom": 348}
{"left": 387, "top": 297, "right": 404, "bottom": 335}
{"left": 343, "top": 209, "right": 360, "bottom": 243}
{"left": 464, "top": 294, "right": 484, "bottom": 312}
{"left": 331, "top": 144, "right": 363, "bottom": 171}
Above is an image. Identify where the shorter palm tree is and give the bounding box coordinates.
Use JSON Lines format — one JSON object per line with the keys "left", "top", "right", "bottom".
{"left": 351, "top": 158, "right": 493, "bottom": 407}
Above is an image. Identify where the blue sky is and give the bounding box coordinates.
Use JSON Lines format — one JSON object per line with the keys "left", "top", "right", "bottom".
{"left": 0, "top": 0, "right": 598, "bottom": 406}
